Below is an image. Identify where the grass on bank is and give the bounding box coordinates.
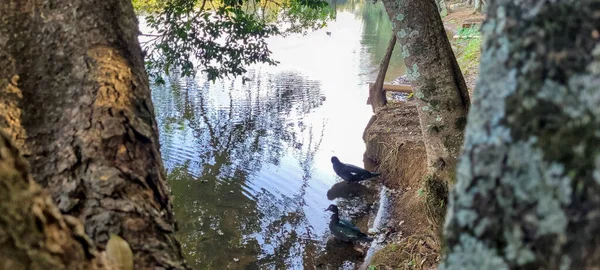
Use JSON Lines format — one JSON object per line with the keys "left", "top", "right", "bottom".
{"left": 454, "top": 25, "right": 482, "bottom": 79}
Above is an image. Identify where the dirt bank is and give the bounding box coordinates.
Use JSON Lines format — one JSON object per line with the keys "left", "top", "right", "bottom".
{"left": 362, "top": 102, "right": 440, "bottom": 269}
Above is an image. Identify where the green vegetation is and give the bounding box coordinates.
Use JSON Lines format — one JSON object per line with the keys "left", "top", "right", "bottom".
{"left": 135, "top": 0, "right": 333, "bottom": 83}
{"left": 456, "top": 25, "right": 480, "bottom": 38}
{"left": 132, "top": 0, "right": 162, "bottom": 12}
{"left": 458, "top": 38, "right": 481, "bottom": 73}
{"left": 454, "top": 26, "right": 482, "bottom": 78}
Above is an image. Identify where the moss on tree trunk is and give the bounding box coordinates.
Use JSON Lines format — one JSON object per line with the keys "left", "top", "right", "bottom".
{"left": 0, "top": 1, "right": 187, "bottom": 268}
{"left": 442, "top": 0, "right": 600, "bottom": 268}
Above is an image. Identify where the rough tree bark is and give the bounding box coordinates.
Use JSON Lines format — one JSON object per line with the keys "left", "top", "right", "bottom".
{"left": 379, "top": 1, "right": 469, "bottom": 184}
{"left": 0, "top": 45, "right": 26, "bottom": 151}
{"left": 368, "top": 35, "right": 396, "bottom": 112}
{"left": 0, "top": 1, "right": 187, "bottom": 269}
{"left": 0, "top": 132, "right": 108, "bottom": 269}
{"left": 442, "top": 0, "right": 600, "bottom": 269}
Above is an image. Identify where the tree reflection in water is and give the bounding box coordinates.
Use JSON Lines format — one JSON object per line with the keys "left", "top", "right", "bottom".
{"left": 152, "top": 68, "right": 336, "bottom": 269}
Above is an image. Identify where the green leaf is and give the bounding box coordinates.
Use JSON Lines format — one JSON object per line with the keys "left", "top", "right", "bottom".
{"left": 106, "top": 233, "right": 134, "bottom": 270}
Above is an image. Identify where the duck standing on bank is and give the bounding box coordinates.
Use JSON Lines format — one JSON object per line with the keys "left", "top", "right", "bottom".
{"left": 325, "top": 204, "right": 372, "bottom": 243}
{"left": 331, "top": 156, "right": 381, "bottom": 182}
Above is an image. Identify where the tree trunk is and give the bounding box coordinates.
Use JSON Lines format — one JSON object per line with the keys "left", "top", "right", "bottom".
{"left": 0, "top": 1, "right": 187, "bottom": 269}
{"left": 435, "top": 0, "right": 449, "bottom": 17}
{"left": 368, "top": 35, "right": 396, "bottom": 112}
{"left": 474, "top": 0, "right": 484, "bottom": 13}
{"left": 0, "top": 132, "right": 108, "bottom": 269}
{"left": 442, "top": 0, "right": 600, "bottom": 269}
{"left": 380, "top": 0, "right": 469, "bottom": 183}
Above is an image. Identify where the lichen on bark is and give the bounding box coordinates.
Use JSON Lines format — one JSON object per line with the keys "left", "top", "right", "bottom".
{"left": 442, "top": 0, "right": 600, "bottom": 269}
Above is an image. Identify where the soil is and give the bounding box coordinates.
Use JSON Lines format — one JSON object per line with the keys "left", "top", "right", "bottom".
{"left": 443, "top": 7, "right": 485, "bottom": 33}
{"left": 365, "top": 103, "right": 426, "bottom": 238}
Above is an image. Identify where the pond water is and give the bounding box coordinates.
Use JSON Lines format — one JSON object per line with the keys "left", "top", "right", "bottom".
{"left": 150, "top": 0, "right": 405, "bottom": 268}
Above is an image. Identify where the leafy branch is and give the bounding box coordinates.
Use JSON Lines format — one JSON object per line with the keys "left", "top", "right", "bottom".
{"left": 136, "top": 0, "right": 333, "bottom": 83}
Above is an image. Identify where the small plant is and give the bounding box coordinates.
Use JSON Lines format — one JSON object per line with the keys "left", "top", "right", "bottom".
{"left": 456, "top": 25, "right": 480, "bottom": 39}
{"left": 461, "top": 38, "right": 482, "bottom": 62}
{"left": 417, "top": 188, "right": 425, "bottom": 197}
{"left": 391, "top": 243, "right": 398, "bottom": 251}
{"left": 368, "top": 265, "right": 377, "bottom": 270}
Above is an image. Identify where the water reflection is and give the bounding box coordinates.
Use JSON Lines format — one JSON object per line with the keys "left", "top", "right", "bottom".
{"left": 155, "top": 69, "right": 328, "bottom": 268}
{"left": 327, "top": 182, "right": 376, "bottom": 200}
{"left": 335, "top": 0, "right": 406, "bottom": 81}
{"left": 151, "top": 0, "right": 405, "bottom": 268}
{"left": 315, "top": 238, "right": 365, "bottom": 269}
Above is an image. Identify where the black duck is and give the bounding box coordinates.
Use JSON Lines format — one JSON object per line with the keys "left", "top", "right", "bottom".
{"left": 325, "top": 204, "right": 372, "bottom": 243}
{"left": 331, "top": 156, "right": 381, "bottom": 182}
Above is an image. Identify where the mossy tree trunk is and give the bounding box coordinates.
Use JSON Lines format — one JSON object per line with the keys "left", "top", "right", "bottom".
{"left": 0, "top": 1, "right": 187, "bottom": 269}
{"left": 442, "top": 0, "right": 600, "bottom": 269}
{"left": 379, "top": 0, "right": 470, "bottom": 226}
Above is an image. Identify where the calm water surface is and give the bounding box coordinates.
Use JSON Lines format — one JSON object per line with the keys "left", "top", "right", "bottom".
{"left": 150, "top": 1, "right": 405, "bottom": 268}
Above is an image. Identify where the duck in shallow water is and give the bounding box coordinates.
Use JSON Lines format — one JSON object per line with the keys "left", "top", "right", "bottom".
{"left": 331, "top": 156, "right": 381, "bottom": 182}
{"left": 325, "top": 204, "right": 372, "bottom": 243}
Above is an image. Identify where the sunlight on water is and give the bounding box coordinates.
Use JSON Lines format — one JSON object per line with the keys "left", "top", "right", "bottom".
{"left": 149, "top": 0, "right": 405, "bottom": 268}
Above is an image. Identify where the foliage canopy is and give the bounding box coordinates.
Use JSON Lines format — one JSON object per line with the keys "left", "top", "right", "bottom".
{"left": 135, "top": 0, "right": 333, "bottom": 83}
